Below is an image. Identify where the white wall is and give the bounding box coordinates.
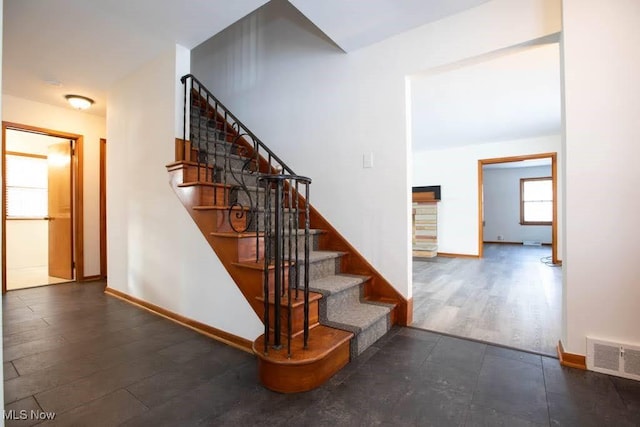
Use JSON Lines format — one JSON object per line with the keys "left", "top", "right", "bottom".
{"left": 562, "top": 0, "right": 640, "bottom": 355}
{"left": 483, "top": 165, "right": 552, "bottom": 244}
{"left": 2, "top": 95, "right": 105, "bottom": 277}
{"left": 106, "top": 44, "right": 262, "bottom": 340}
{"left": 413, "top": 135, "right": 561, "bottom": 255}
{"left": 192, "top": 0, "right": 562, "bottom": 298}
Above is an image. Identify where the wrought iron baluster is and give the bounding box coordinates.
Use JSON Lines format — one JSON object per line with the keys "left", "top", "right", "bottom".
{"left": 286, "top": 179, "right": 294, "bottom": 358}
{"left": 223, "top": 110, "right": 228, "bottom": 207}
{"left": 181, "top": 75, "right": 316, "bottom": 356}
{"left": 273, "top": 178, "right": 283, "bottom": 349}
{"left": 182, "top": 77, "right": 188, "bottom": 161}
{"left": 262, "top": 178, "right": 271, "bottom": 354}
{"left": 196, "top": 86, "right": 204, "bottom": 184}
{"left": 294, "top": 180, "right": 300, "bottom": 299}
{"left": 303, "top": 181, "right": 310, "bottom": 349}
{"left": 206, "top": 93, "right": 214, "bottom": 185}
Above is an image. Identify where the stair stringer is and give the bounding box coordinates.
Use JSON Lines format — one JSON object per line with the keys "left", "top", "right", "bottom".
{"left": 307, "top": 205, "right": 411, "bottom": 326}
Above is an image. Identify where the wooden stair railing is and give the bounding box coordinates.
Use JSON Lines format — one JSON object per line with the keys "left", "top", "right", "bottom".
{"left": 167, "top": 74, "right": 410, "bottom": 393}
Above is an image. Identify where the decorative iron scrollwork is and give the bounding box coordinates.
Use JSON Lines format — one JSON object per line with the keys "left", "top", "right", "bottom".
{"left": 181, "top": 74, "right": 313, "bottom": 354}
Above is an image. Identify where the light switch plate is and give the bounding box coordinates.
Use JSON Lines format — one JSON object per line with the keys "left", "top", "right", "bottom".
{"left": 363, "top": 152, "right": 374, "bottom": 168}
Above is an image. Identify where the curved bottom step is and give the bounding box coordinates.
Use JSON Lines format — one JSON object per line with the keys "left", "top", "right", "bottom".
{"left": 253, "top": 325, "right": 353, "bottom": 393}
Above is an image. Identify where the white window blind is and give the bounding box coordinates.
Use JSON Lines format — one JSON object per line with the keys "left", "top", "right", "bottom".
{"left": 6, "top": 154, "right": 48, "bottom": 218}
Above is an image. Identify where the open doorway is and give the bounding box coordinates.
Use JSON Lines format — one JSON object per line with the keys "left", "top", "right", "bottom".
{"left": 2, "top": 122, "right": 85, "bottom": 292}
{"left": 411, "top": 153, "right": 562, "bottom": 355}
{"left": 478, "top": 153, "right": 559, "bottom": 264}
{"left": 409, "top": 40, "right": 563, "bottom": 355}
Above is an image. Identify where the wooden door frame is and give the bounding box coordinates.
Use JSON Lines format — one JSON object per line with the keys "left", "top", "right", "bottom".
{"left": 2, "top": 121, "right": 85, "bottom": 293}
{"left": 100, "top": 138, "right": 107, "bottom": 279}
{"left": 477, "top": 152, "right": 558, "bottom": 264}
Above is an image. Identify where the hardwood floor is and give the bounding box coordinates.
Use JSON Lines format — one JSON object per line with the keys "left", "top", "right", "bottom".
{"left": 412, "top": 243, "right": 562, "bottom": 356}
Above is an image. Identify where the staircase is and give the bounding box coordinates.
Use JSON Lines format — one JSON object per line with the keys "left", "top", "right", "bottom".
{"left": 167, "top": 74, "right": 410, "bottom": 393}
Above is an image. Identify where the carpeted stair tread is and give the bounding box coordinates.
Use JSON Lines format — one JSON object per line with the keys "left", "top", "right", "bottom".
{"left": 327, "top": 302, "right": 391, "bottom": 331}
{"left": 299, "top": 250, "right": 344, "bottom": 263}
{"left": 210, "top": 228, "right": 325, "bottom": 238}
{"left": 309, "top": 274, "right": 369, "bottom": 296}
{"left": 280, "top": 228, "right": 325, "bottom": 236}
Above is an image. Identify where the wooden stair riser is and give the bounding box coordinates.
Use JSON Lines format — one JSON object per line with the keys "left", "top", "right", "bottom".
{"left": 195, "top": 185, "right": 229, "bottom": 206}
{"left": 182, "top": 164, "right": 216, "bottom": 183}
{"left": 216, "top": 168, "right": 260, "bottom": 188}
{"left": 267, "top": 233, "right": 320, "bottom": 256}
{"left": 237, "top": 235, "right": 264, "bottom": 263}
{"left": 211, "top": 232, "right": 319, "bottom": 266}
{"left": 168, "top": 168, "right": 248, "bottom": 233}
{"left": 191, "top": 208, "right": 247, "bottom": 233}
{"left": 174, "top": 139, "right": 198, "bottom": 163}
{"left": 168, "top": 168, "right": 233, "bottom": 207}
{"left": 170, "top": 163, "right": 228, "bottom": 192}
{"left": 258, "top": 292, "right": 322, "bottom": 338}
{"left": 179, "top": 162, "right": 262, "bottom": 190}
{"left": 232, "top": 263, "right": 292, "bottom": 298}
{"left": 210, "top": 234, "right": 265, "bottom": 264}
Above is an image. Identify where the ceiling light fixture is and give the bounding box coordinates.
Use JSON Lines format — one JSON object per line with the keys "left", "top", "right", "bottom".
{"left": 65, "top": 94, "right": 94, "bottom": 110}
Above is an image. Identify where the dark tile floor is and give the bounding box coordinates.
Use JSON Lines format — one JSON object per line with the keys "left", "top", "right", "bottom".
{"left": 3, "top": 281, "right": 640, "bottom": 426}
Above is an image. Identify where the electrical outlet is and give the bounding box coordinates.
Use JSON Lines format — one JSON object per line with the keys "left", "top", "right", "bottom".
{"left": 497, "top": 235, "right": 504, "bottom": 241}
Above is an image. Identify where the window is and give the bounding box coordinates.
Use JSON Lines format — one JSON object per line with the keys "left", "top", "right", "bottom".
{"left": 520, "top": 177, "right": 552, "bottom": 225}
{"left": 5, "top": 154, "right": 48, "bottom": 219}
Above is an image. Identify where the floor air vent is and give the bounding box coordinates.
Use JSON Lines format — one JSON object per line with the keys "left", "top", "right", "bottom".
{"left": 587, "top": 337, "right": 640, "bottom": 380}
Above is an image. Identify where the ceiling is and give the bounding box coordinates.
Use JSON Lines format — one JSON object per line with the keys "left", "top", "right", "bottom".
{"left": 289, "top": 0, "right": 490, "bottom": 52}
{"left": 2, "top": 0, "right": 270, "bottom": 116}
{"left": 2, "top": 0, "right": 490, "bottom": 117}
{"left": 411, "top": 42, "right": 562, "bottom": 151}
